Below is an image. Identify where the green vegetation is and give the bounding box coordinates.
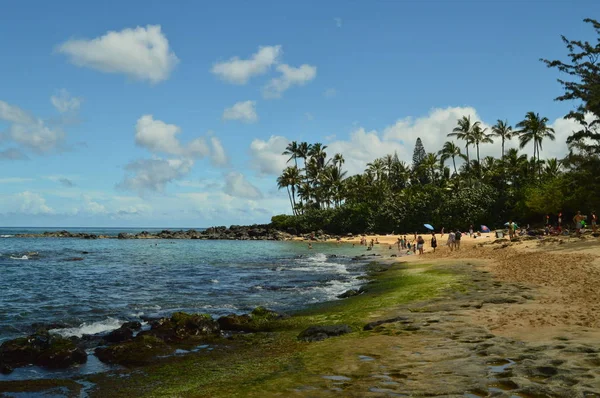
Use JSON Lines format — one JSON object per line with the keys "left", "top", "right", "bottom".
{"left": 78, "top": 262, "right": 459, "bottom": 397}
{"left": 273, "top": 19, "right": 600, "bottom": 234}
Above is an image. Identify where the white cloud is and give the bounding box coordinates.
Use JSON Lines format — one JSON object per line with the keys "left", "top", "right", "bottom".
{"left": 17, "top": 191, "right": 54, "bottom": 214}
{"left": 334, "top": 17, "right": 343, "bottom": 28}
{"left": 210, "top": 136, "right": 228, "bottom": 166}
{"left": 323, "top": 88, "right": 337, "bottom": 98}
{"left": 211, "top": 45, "right": 281, "bottom": 84}
{"left": 117, "top": 158, "right": 193, "bottom": 194}
{"left": 323, "top": 107, "right": 589, "bottom": 176}
{"left": 223, "top": 172, "right": 263, "bottom": 199}
{"left": 0, "top": 100, "right": 65, "bottom": 153}
{"left": 134, "top": 114, "right": 219, "bottom": 160}
{"left": 263, "top": 63, "right": 317, "bottom": 98}
{"left": 135, "top": 114, "right": 184, "bottom": 156}
{"left": 222, "top": 100, "right": 258, "bottom": 123}
{"left": 51, "top": 89, "right": 82, "bottom": 113}
{"left": 249, "top": 135, "right": 289, "bottom": 175}
{"left": 57, "top": 25, "right": 179, "bottom": 83}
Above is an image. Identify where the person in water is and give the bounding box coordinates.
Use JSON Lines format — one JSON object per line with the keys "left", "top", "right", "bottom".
{"left": 308, "top": 243, "right": 313, "bottom": 249}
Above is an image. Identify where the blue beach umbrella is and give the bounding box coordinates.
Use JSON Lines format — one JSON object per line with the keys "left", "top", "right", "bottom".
{"left": 424, "top": 223, "right": 434, "bottom": 231}
{"left": 481, "top": 225, "right": 491, "bottom": 233}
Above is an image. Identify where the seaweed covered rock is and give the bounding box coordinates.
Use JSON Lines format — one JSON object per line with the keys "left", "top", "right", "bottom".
{"left": 0, "top": 332, "right": 87, "bottom": 369}
{"left": 298, "top": 325, "right": 352, "bottom": 342}
{"left": 217, "top": 307, "right": 289, "bottom": 333}
{"left": 95, "top": 335, "right": 169, "bottom": 366}
{"left": 251, "top": 306, "right": 288, "bottom": 320}
{"left": 35, "top": 342, "right": 87, "bottom": 369}
{"left": 145, "top": 312, "right": 220, "bottom": 342}
{"left": 104, "top": 326, "right": 134, "bottom": 344}
{"left": 217, "top": 314, "right": 253, "bottom": 332}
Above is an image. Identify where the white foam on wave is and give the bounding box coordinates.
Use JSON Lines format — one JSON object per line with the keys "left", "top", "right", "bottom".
{"left": 0, "top": 234, "right": 13, "bottom": 238}
{"left": 49, "top": 317, "right": 123, "bottom": 338}
{"left": 288, "top": 253, "right": 349, "bottom": 274}
{"left": 10, "top": 255, "right": 28, "bottom": 260}
{"left": 304, "top": 276, "right": 363, "bottom": 301}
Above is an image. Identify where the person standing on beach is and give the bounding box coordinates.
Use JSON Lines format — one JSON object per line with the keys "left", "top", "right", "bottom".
{"left": 455, "top": 230, "right": 462, "bottom": 250}
{"left": 574, "top": 211, "right": 585, "bottom": 236}
{"left": 592, "top": 211, "right": 598, "bottom": 233}
{"left": 431, "top": 232, "right": 437, "bottom": 252}
{"left": 508, "top": 220, "right": 515, "bottom": 239}
{"left": 417, "top": 235, "right": 425, "bottom": 255}
{"left": 441, "top": 227, "right": 444, "bottom": 237}
{"left": 447, "top": 231, "right": 455, "bottom": 251}
{"left": 469, "top": 224, "right": 473, "bottom": 237}
{"left": 558, "top": 213, "right": 562, "bottom": 228}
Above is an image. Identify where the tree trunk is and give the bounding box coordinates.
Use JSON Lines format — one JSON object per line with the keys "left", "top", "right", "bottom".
{"left": 286, "top": 186, "right": 294, "bottom": 214}
{"left": 452, "top": 156, "right": 457, "bottom": 175}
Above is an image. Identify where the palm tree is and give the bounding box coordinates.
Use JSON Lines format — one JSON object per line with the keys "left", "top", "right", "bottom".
{"left": 277, "top": 166, "right": 301, "bottom": 214}
{"left": 544, "top": 158, "right": 562, "bottom": 178}
{"left": 515, "top": 112, "right": 556, "bottom": 178}
{"left": 308, "top": 143, "right": 328, "bottom": 170}
{"left": 491, "top": 120, "right": 513, "bottom": 163}
{"left": 366, "top": 158, "right": 386, "bottom": 182}
{"left": 471, "top": 124, "right": 494, "bottom": 172}
{"left": 282, "top": 141, "right": 300, "bottom": 168}
{"left": 332, "top": 153, "right": 345, "bottom": 174}
{"left": 438, "top": 141, "right": 463, "bottom": 176}
{"left": 448, "top": 116, "right": 477, "bottom": 172}
{"left": 422, "top": 153, "right": 440, "bottom": 184}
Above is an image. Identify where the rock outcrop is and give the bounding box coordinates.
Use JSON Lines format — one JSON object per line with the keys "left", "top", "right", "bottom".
{"left": 0, "top": 332, "right": 87, "bottom": 372}
{"left": 15, "top": 225, "right": 293, "bottom": 241}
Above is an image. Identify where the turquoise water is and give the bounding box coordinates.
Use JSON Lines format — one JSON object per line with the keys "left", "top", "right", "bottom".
{"left": 0, "top": 229, "right": 370, "bottom": 346}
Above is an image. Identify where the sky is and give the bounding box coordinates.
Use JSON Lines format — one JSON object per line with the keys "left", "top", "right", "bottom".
{"left": 0, "top": 0, "right": 598, "bottom": 227}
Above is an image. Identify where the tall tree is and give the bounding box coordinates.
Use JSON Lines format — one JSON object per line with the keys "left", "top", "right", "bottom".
{"left": 277, "top": 166, "right": 301, "bottom": 215}
{"left": 541, "top": 18, "right": 600, "bottom": 154}
{"left": 282, "top": 141, "right": 300, "bottom": 168}
{"left": 491, "top": 120, "right": 513, "bottom": 163}
{"left": 471, "top": 124, "right": 494, "bottom": 173}
{"left": 515, "top": 112, "right": 556, "bottom": 178}
{"left": 448, "top": 116, "right": 477, "bottom": 173}
{"left": 438, "top": 141, "right": 463, "bottom": 176}
{"left": 412, "top": 137, "right": 426, "bottom": 170}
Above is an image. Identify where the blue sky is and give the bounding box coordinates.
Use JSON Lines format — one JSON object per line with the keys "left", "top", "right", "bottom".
{"left": 0, "top": 0, "right": 597, "bottom": 227}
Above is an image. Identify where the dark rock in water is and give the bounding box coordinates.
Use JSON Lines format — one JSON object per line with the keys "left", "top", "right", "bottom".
{"left": 0, "top": 362, "right": 13, "bottom": 374}
{"left": 298, "top": 325, "right": 352, "bottom": 342}
{"left": 95, "top": 335, "right": 169, "bottom": 366}
{"left": 64, "top": 257, "right": 84, "bottom": 262}
{"left": 81, "top": 251, "right": 89, "bottom": 254}
{"left": 251, "top": 306, "right": 288, "bottom": 320}
{"left": 117, "top": 232, "right": 130, "bottom": 239}
{"left": 121, "top": 321, "right": 142, "bottom": 331}
{"left": 35, "top": 344, "right": 87, "bottom": 369}
{"left": 144, "top": 312, "right": 220, "bottom": 342}
{"left": 337, "top": 289, "right": 360, "bottom": 299}
{"left": 104, "top": 327, "right": 134, "bottom": 343}
{"left": 217, "top": 307, "right": 288, "bottom": 333}
{"left": 0, "top": 332, "right": 87, "bottom": 369}
{"left": 217, "top": 314, "right": 253, "bottom": 332}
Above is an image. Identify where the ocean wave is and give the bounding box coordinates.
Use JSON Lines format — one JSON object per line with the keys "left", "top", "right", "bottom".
{"left": 49, "top": 317, "right": 123, "bottom": 338}
{"left": 9, "top": 255, "right": 28, "bottom": 260}
{"left": 0, "top": 234, "right": 13, "bottom": 238}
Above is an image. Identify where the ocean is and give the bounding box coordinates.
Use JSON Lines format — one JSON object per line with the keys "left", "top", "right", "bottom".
{"left": 0, "top": 227, "right": 369, "bottom": 350}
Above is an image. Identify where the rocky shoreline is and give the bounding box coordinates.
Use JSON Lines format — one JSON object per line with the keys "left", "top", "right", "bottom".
{"left": 14, "top": 225, "right": 294, "bottom": 241}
